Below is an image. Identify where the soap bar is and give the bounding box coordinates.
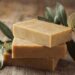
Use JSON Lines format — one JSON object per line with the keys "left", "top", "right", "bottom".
{"left": 13, "top": 19, "right": 71, "bottom": 47}
{"left": 12, "top": 38, "right": 67, "bottom": 58}
{"left": 4, "top": 52, "right": 59, "bottom": 71}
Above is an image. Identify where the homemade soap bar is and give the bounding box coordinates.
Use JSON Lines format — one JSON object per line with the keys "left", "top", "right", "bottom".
{"left": 12, "top": 38, "right": 67, "bottom": 58}
{"left": 4, "top": 52, "right": 59, "bottom": 71}
{"left": 13, "top": 19, "right": 71, "bottom": 47}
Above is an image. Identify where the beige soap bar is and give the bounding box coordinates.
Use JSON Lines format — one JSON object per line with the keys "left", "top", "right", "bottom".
{"left": 13, "top": 19, "right": 72, "bottom": 47}
{"left": 12, "top": 38, "right": 67, "bottom": 59}
{"left": 4, "top": 52, "right": 59, "bottom": 71}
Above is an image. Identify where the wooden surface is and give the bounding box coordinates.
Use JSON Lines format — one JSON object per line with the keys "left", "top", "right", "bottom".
{"left": 1, "top": 59, "right": 75, "bottom": 75}
{"left": 0, "top": 0, "right": 75, "bottom": 75}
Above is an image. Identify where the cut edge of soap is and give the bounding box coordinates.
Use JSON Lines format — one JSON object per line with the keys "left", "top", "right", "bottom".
{"left": 12, "top": 38, "right": 67, "bottom": 59}
{"left": 4, "top": 52, "right": 59, "bottom": 71}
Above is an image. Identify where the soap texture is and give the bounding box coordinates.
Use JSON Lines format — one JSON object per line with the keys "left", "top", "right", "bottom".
{"left": 12, "top": 38, "right": 67, "bottom": 59}
{"left": 13, "top": 19, "right": 72, "bottom": 47}
{"left": 4, "top": 52, "right": 59, "bottom": 71}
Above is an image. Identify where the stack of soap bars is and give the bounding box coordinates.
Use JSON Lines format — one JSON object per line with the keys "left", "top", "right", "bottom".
{"left": 5, "top": 19, "right": 72, "bottom": 71}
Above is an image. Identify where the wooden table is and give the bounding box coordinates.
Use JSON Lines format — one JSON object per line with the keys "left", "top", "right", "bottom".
{"left": 0, "top": 59, "right": 75, "bottom": 75}
{"left": 0, "top": 0, "right": 75, "bottom": 75}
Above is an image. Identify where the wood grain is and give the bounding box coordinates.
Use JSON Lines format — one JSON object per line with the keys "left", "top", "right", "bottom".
{"left": 0, "top": 59, "right": 75, "bottom": 75}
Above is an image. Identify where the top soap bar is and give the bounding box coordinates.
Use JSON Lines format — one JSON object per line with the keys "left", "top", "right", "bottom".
{"left": 13, "top": 19, "right": 72, "bottom": 48}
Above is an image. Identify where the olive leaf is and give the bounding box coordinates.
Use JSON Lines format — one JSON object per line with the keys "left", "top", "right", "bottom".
{"left": 0, "top": 21, "right": 13, "bottom": 40}
{"left": 68, "top": 13, "right": 75, "bottom": 32}
{"left": 0, "top": 39, "right": 12, "bottom": 69}
{"left": 0, "top": 46, "right": 4, "bottom": 69}
{"left": 38, "top": 16, "right": 50, "bottom": 22}
{"left": 0, "top": 54, "right": 4, "bottom": 69}
{"left": 0, "top": 40, "right": 3, "bottom": 44}
{"left": 38, "top": 3, "right": 68, "bottom": 27}
{"left": 54, "top": 15, "right": 61, "bottom": 24}
{"left": 55, "top": 3, "right": 68, "bottom": 26}
{"left": 3, "top": 42, "right": 12, "bottom": 53}
{"left": 0, "top": 40, "right": 4, "bottom": 51}
{"left": 0, "top": 41, "right": 12, "bottom": 69}
{"left": 44, "top": 7, "right": 54, "bottom": 22}
{"left": 6, "top": 40, "right": 12, "bottom": 43}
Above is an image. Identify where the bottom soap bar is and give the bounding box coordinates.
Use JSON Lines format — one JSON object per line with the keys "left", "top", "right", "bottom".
{"left": 12, "top": 38, "right": 67, "bottom": 58}
{"left": 4, "top": 52, "right": 59, "bottom": 71}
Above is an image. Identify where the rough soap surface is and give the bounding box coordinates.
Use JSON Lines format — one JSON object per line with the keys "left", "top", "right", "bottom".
{"left": 12, "top": 38, "right": 67, "bottom": 59}
{"left": 4, "top": 52, "right": 59, "bottom": 71}
{"left": 13, "top": 19, "right": 72, "bottom": 47}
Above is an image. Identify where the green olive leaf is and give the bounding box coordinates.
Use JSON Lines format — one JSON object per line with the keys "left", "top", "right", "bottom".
{"left": 0, "top": 41, "right": 12, "bottom": 69}
{"left": 55, "top": 3, "right": 68, "bottom": 26}
{"left": 0, "top": 46, "right": 4, "bottom": 69}
{"left": 54, "top": 15, "right": 61, "bottom": 24}
{"left": 0, "top": 54, "right": 4, "bottom": 69}
{"left": 4, "top": 42, "right": 12, "bottom": 53}
{"left": 44, "top": 7, "right": 54, "bottom": 22}
{"left": 38, "top": 16, "right": 50, "bottom": 22}
{"left": 0, "top": 40, "right": 4, "bottom": 44}
{"left": 68, "top": 13, "right": 75, "bottom": 32}
{"left": 0, "top": 21, "right": 13, "bottom": 40}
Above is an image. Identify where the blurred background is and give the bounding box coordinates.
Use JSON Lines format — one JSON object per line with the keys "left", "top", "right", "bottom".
{"left": 0, "top": 0, "right": 74, "bottom": 24}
